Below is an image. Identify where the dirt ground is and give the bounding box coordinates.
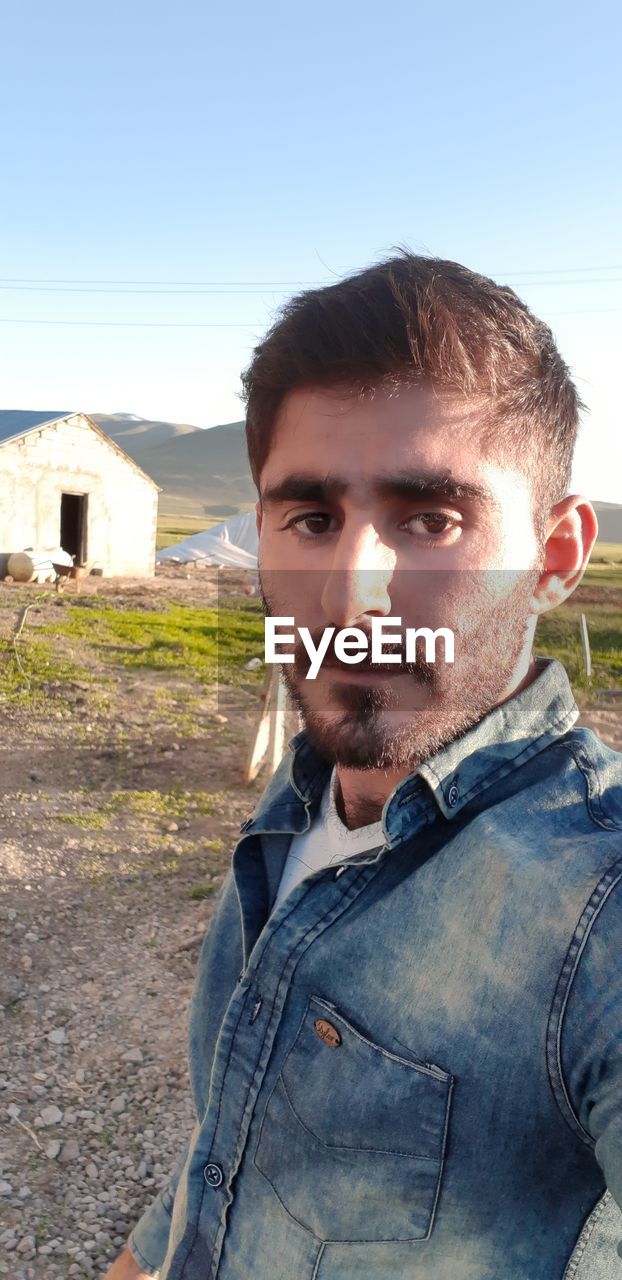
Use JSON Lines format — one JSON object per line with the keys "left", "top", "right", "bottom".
{"left": 0, "top": 568, "right": 620, "bottom": 1277}
{"left": 0, "top": 569, "right": 274, "bottom": 1276}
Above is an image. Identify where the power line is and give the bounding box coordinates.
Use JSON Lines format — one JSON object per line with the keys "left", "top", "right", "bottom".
{"left": 0, "top": 308, "right": 621, "bottom": 328}
{"left": 0, "top": 264, "right": 621, "bottom": 289}
{"left": 0, "top": 277, "right": 329, "bottom": 287}
{"left": 495, "top": 265, "right": 622, "bottom": 277}
{"left": 0, "top": 286, "right": 313, "bottom": 294}
{"left": 0, "top": 276, "right": 620, "bottom": 294}
{"left": 0, "top": 318, "right": 263, "bottom": 328}
{"left": 539, "top": 307, "right": 622, "bottom": 317}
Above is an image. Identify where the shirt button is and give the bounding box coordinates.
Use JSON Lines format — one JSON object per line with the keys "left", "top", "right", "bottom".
{"left": 447, "top": 783, "right": 459, "bottom": 807}
{"left": 204, "top": 1162, "right": 224, "bottom": 1189}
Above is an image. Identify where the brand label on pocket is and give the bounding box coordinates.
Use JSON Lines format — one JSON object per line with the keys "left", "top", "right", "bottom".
{"left": 314, "top": 1018, "right": 342, "bottom": 1048}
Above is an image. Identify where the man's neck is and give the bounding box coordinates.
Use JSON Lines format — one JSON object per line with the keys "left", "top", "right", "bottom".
{"left": 333, "top": 655, "right": 540, "bottom": 831}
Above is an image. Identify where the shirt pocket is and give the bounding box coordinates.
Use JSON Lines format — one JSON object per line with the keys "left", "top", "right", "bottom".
{"left": 253, "top": 995, "right": 454, "bottom": 1243}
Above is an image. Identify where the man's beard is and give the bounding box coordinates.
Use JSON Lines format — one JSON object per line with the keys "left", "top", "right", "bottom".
{"left": 258, "top": 568, "right": 541, "bottom": 772}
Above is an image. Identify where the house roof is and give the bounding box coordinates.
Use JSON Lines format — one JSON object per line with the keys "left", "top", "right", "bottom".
{"left": 0, "top": 410, "right": 71, "bottom": 444}
{"left": 0, "top": 411, "right": 160, "bottom": 490}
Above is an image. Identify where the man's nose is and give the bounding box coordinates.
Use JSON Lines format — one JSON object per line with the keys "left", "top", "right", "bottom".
{"left": 320, "top": 525, "right": 396, "bottom": 626}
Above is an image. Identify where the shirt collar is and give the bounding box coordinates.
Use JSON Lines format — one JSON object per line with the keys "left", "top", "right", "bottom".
{"left": 246, "top": 656, "right": 579, "bottom": 844}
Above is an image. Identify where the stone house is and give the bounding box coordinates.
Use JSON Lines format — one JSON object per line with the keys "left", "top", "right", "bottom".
{"left": 0, "top": 412, "right": 159, "bottom": 578}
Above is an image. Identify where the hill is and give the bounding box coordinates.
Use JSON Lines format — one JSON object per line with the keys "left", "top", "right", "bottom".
{"left": 591, "top": 502, "right": 622, "bottom": 544}
{"left": 90, "top": 411, "right": 200, "bottom": 458}
{"left": 90, "top": 412, "right": 254, "bottom": 516}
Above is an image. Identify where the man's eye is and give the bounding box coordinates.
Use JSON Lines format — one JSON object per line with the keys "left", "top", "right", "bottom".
{"left": 288, "top": 513, "right": 336, "bottom": 537}
{"left": 403, "top": 513, "right": 459, "bottom": 537}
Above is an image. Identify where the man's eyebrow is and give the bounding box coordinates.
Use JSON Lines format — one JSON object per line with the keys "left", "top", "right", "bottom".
{"left": 260, "top": 471, "right": 494, "bottom": 506}
{"left": 374, "top": 472, "right": 495, "bottom": 505}
{"left": 261, "top": 474, "right": 348, "bottom": 505}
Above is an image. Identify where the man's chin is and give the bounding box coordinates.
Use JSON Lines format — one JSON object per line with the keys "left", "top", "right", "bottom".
{"left": 303, "top": 717, "right": 397, "bottom": 769}
{"left": 294, "top": 703, "right": 419, "bottom": 770}
{"left": 283, "top": 673, "right": 433, "bottom": 768}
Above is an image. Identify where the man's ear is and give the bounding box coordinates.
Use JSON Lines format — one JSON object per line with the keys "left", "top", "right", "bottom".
{"left": 255, "top": 500, "right": 262, "bottom": 537}
{"left": 531, "top": 495, "right": 599, "bottom": 615}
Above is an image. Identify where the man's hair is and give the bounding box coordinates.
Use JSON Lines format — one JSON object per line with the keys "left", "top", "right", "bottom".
{"left": 242, "top": 251, "right": 583, "bottom": 531}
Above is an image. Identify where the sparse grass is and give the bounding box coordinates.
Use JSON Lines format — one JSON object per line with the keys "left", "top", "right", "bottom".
{"left": 105, "top": 788, "right": 184, "bottom": 817}
{"left": 48, "top": 787, "right": 223, "bottom": 834}
{"left": 35, "top": 599, "right": 265, "bottom": 687}
{"left": 104, "top": 787, "right": 220, "bottom": 817}
{"left": 584, "top": 542, "right": 622, "bottom": 588}
{"left": 589, "top": 540, "right": 622, "bottom": 563}
{"left": 34, "top": 1212, "right": 49, "bottom": 1244}
{"left": 189, "top": 883, "right": 216, "bottom": 900}
{"left": 53, "top": 812, "right": 109, "bottom": 831}
{"left": 156, "top": 856, "right": 180, "bottom": 875}
{"left": 76, "top": 857, "right": 108, "bottom": 882}
{"left": 535, "top": 599, "right": 622, "bottom": 698}
{"left": 0, "top": 634, "right": 89, "bottom": 705}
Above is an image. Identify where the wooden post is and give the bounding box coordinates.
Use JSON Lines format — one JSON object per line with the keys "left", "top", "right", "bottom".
{"left": 243, "top": 667, "right": 292, "bottom": 785}
{"left": 242, "top": 667, "right": 274, "bottom": 785}
{"left": 267, "top": 669, "right": 287, "bottom": 777}
{"left": 579, "top": 612, "right": 591, "bottom": 679}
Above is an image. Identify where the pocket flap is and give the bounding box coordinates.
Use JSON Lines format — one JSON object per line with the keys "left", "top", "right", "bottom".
{"left": 281, "top": 996, "right": 453, "bottom": 1160}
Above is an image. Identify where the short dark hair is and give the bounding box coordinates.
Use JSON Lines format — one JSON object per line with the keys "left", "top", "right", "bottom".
{"left": 242, "top": 251, "right": 583, "bottom": 529}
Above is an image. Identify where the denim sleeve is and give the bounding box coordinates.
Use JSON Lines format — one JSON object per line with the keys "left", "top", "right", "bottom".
{"left": 126, "top": 1138, "right": 191, "bottom": 1276}
{"left": 559, "top": 869, "right": 622, "bottom": 1210}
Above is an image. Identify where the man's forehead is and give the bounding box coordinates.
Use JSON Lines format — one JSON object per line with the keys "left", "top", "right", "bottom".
{"left": 270, "top": 383, "right": 490, "bottom": 464}
{"left": 273, "top": 381, "right": 485, "bottom": 425}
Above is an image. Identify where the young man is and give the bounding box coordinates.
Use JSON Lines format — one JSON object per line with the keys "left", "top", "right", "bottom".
{"left": 105, "top": 255, "right": 622, "bottom": 1280}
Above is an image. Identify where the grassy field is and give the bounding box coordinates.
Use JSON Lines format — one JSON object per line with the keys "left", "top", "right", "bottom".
{"left": 582, "top": 542, "right": 622, "bottom": 588}
{"left": 534, "top": 542, "right": 622, "bottom": 693}
{"left": 535, "top": 602, "right": 622, "bottom": 695}
{"left": 0, "top": 590, "right": 265, "bottom": 707}
{"left": 156, "top": 515, "right": 223, "bottom": 550}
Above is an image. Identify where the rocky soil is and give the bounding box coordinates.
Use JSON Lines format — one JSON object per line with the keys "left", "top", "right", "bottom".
{"left": 0, "top": 570, "right": 620, "bottom": 1278}
{"left": 0, "top": 572, "right": 272, "bottom": 1278}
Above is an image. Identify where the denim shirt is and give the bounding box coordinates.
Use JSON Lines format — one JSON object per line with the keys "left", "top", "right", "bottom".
{"left": 129, "top": 656, "right": 622, "bottom": 1280}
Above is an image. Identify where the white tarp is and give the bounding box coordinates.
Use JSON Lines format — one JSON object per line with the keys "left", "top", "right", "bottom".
{"left": 156, "top": 511, "right": 258, "bottom": 568}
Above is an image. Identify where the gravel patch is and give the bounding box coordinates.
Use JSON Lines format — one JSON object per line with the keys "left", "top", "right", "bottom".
{"left": 0, "top": 873, "right": 207, "bottom": 1279}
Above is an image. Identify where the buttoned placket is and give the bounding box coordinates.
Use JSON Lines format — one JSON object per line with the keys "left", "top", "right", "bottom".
{"left": 168, "top": 789, "right": 442, "bottom": 1280}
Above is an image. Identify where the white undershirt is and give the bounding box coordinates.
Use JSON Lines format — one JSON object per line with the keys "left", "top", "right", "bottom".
{"left": 273, "top": 768, "right": 384, "bottom": 911}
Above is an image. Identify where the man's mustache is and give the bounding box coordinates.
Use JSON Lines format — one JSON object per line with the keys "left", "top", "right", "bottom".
{"left": 287, "top": 628, "right": 437, "bottom": 683}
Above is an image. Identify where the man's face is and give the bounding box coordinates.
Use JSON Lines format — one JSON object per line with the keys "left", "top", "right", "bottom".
{"left": 257, "top": 384, "right": 546, "bottom": 770}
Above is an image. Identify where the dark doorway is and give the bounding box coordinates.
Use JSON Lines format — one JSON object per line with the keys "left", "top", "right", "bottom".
{"left": 60, "top": 493, "right": 88, "bottom": 564}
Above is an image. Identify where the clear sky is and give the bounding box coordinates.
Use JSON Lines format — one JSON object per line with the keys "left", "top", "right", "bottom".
{"left": 1, "top": 0, "right": 620, "bottom": 501}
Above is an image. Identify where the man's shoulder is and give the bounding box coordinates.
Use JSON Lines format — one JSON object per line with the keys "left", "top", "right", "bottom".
{"left": 469, "top": 721, "right": 622, "bottom": 881}
{"left": 553, "top": 723, "right": 622, "bottom": 833}
{"left": 498, "top": 723, "right": 622, "bottom": 887}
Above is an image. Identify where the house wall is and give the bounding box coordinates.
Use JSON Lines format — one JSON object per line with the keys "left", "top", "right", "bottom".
{"left": 0, "top": 414, "right": 158, "bottom": 577}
